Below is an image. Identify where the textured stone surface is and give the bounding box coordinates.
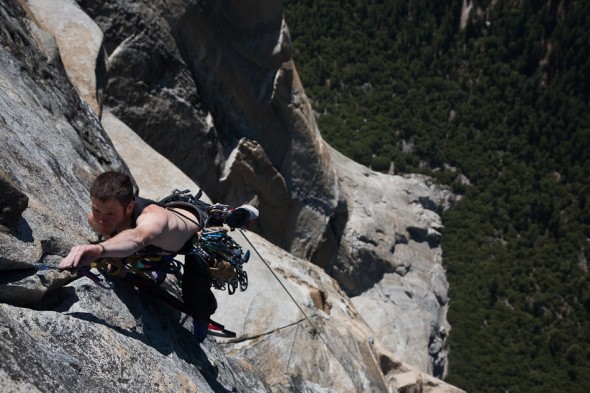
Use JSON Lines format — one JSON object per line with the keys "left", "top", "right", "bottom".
{"left": 0, "top": 175, "right": 29, "bottom": 230}
{"left": 330, "top": 147, "right": 455, "bottom": 375}
{"left": 21, "top": 0, "right": 104, "bottom": 115}
{"left": 77, "top": 0, "right": 221, "bottom": 195}
{"left": 0, "top": 0, "right": 126, "bottom": 259}
{"left": 0, "top": 2, "right": 269, "bottom": 391}
{"left": 103, "top": 101, "right": 460, "bottom": 392}
{"left": 0, "top": 283, "right": 270, "bottom": 393}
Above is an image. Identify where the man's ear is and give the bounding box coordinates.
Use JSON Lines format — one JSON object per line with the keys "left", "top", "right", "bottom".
{"left": 125, "top": 200, "right": 135, "bottom": 216}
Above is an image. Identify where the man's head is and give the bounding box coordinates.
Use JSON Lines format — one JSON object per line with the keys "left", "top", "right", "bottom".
{"left": 89, "top": 171, "right": 134, "bottom": 236}
{"left": 90, "top": 171, "right": 134, "bottom": 205}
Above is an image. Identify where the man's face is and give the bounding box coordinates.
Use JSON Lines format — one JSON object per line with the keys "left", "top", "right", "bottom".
{"left": 90, "top": 197, "right": 133, "bottom": 235}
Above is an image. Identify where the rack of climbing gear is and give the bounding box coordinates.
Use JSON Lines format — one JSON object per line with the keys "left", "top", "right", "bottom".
{"left": 196, "top": 227, "right": 250, "bottom": 294}
{"left": 159, "top": 189, "right": 253, "bottom": 295}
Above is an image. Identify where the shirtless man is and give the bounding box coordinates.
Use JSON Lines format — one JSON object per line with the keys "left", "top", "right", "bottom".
{"left": 59, "top": 171, "right": 216, "bottom": 342}
{"left": 59, "top": 173, "right": 201, "bottom": 269}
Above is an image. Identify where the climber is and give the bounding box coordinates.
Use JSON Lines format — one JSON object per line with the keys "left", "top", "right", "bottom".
{"left": 58, "top": 171, "right": 256, "bottom": 342}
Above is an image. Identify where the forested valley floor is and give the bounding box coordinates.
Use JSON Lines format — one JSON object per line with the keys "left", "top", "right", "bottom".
{"left": 283, "top": 1, "right": 590, "bottom": 392}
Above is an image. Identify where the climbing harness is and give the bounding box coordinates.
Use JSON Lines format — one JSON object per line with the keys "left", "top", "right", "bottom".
{"left": 97, "top": 228, "right": 251, "bottom": 297}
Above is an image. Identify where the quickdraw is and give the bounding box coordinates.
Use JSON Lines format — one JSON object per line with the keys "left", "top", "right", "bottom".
{"left": 34, "top": 263, "right": 109, "bottom": 288}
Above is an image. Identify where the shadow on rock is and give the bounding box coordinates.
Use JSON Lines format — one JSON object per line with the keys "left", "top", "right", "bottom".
{"left": 15, "top": 269, "right": 240, "bottom": 392}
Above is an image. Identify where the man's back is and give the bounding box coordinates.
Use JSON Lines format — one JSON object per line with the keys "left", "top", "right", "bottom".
{"left": 135, "top": 204, "right": 201, "bottom": 253}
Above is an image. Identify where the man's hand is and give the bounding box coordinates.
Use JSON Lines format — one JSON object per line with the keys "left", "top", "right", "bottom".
{"left": 59, "top": 244, "right": 104, "bottom": 270}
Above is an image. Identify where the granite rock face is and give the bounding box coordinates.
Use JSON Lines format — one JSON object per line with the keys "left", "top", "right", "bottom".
{"left": 0, "top": 0, "right": 463, "bottom": 391}
{"left": 63, "top": 1, "right": 456, "bottom": 375}
{"left": 0, "top": 2, "right": 268, "bottom": 391}
{"left": 330, "top": 148, "right": 454, "bottom": 373}
{"left": 102, "top": 100, "right": 461, "bottom": 392}
{"left": 0, "top": 0, "right": 127, "bottom": 269}
{"left": 99, "top": 105, "right": 460, "bottom": 393}
{"left": 0, "top": 283, "right": 271, "bottom": 393}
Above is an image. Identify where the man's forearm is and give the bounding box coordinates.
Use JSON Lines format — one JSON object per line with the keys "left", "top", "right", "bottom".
{"left": 99, "top": 229, "right": 149, "bottom": 258}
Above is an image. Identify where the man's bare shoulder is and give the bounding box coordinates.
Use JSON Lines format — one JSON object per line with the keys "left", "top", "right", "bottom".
{"left": 142, "top": 203, "right": 167, "bottom": 214}
{"left": 136, "top": 204, "right": 169, "bottom": 224}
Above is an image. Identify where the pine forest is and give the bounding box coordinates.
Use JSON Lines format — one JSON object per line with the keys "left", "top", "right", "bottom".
{"left": 282, "top": 1, "right": 590, "bottom": 392}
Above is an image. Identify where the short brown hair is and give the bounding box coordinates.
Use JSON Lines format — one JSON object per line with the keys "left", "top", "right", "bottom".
{"left": 90, "top": 171, "right": 133, "bottom": 205}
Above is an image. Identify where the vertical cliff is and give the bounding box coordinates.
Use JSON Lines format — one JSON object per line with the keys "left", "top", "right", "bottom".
{"left": 1, "top": 0, "right": 462, "bottom": 391}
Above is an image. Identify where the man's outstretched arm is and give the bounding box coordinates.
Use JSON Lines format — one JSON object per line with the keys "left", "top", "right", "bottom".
{"left": 59, "top": 211, "right": 167, "bottom": 269}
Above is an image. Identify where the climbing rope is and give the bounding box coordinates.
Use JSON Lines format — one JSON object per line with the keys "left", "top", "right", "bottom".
{"left": 238, "top": 229, "right": 353, "bottom": 378}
